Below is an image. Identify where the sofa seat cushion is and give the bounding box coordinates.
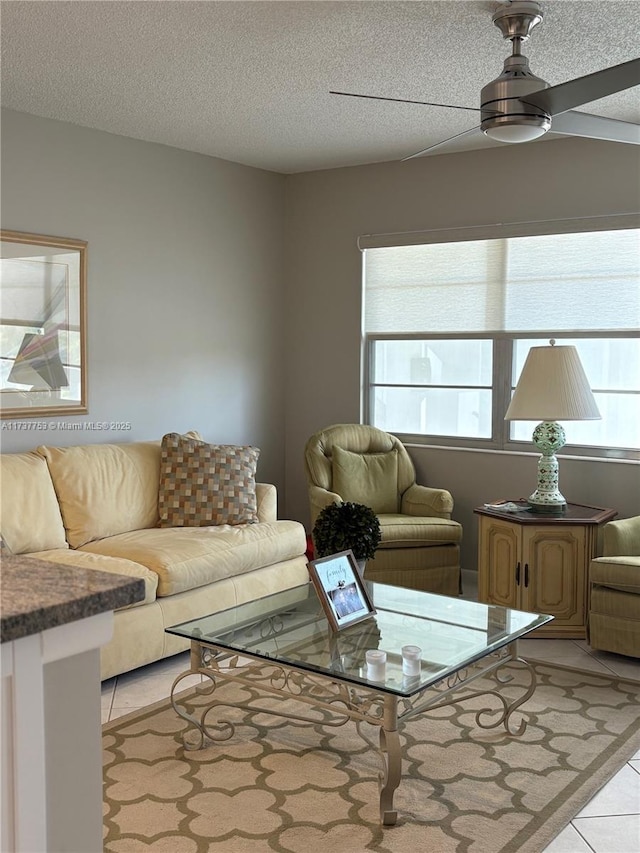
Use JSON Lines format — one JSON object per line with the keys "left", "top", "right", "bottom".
{"left": 0, "top": 451, "right": 68, "bottom": 554}
{"left": 590, "top": 557, "right": 640, "bottom": 594}
{"left": 28, "top": 549, "right": 158, "bottom": 608}
{"left": 377, "top": 515, "right": 463, "bottom": 549}
{"left": 80, "top": 520, "right": 306, "bottom": 596}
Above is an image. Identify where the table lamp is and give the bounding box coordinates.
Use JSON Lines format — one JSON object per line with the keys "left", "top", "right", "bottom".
{"left": 504, "top": 340, "right": 600, "bottom": 513}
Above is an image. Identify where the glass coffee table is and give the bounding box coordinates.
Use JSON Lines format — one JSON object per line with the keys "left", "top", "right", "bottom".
{"left": 166, "top": 581, "right": 552, "bottom": 825}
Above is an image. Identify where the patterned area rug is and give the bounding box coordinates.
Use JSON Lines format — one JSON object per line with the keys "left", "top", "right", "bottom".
{"left": 103, "top": 661, "right": 640, "bottom": 853}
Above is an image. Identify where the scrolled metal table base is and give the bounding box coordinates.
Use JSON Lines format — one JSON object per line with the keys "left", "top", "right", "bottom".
{"left": 169, "top": 641, "right": 536, "bottom": 826}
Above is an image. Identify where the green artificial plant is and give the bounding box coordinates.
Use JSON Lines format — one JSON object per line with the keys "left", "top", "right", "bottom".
{"left": 312, "top": 501, "right": 381, "bottom": 561}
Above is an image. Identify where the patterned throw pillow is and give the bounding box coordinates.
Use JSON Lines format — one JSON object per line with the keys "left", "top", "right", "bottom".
{"left": 158, "top": 433, "right": 260, "bottom": 527}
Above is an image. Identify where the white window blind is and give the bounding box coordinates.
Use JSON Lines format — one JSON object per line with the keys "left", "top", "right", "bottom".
{"left": 364, "top": 229, "right": 640, "bottom": 333}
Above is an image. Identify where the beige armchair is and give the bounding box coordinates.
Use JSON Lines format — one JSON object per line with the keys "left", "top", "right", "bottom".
{"left": 588, "top": 516, "right": 640, "bottom": 659}
{"left": 304, "top": 424, "right": 462, "bottom": 596}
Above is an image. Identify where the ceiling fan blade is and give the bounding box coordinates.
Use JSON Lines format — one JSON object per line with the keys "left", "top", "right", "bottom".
{"left": 524, "top": 58, "right": 640, "bottom": 117}
{"left": 330, "top": 90, "right": 484, "bottom": 113}
{"left": 402, "top": 126, "right": 482, "bottom": 160}
{"left": 550, "top": 110, "right": 640, "bottom": 145}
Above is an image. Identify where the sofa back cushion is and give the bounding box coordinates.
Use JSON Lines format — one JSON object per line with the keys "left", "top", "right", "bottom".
{"left": 0, "top": 451, "right": 69, "bottom": 553}
{"left": 37, "top": 441, "right": 164, "bottom": 548}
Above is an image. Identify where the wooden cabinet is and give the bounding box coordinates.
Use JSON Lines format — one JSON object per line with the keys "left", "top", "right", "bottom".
{"left": 475, "top": 503, "right": 616, "bottom": 638}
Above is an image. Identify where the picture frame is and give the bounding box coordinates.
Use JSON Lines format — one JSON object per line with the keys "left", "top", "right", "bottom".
{"left": 307, "top": 549, "right": 376, "bottom": 632}
{"left": 0, "top": 230, "right": 88, "bottom": 418}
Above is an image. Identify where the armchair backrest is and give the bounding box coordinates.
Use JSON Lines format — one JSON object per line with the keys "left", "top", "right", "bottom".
{"left": 603, "top": 516, "right": 640, "bottom": 557}
{"left": 304, "top": 423, "right": 417, "bottom": 501}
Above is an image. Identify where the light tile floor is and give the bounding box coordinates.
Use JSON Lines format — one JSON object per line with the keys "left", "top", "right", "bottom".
{"left": 102, "top": 571, "right": 640, "bottom": 852}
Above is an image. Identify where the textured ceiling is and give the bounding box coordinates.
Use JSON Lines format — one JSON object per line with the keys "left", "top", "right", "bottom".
{"left": 1, "top": 0, "right": 639, "bottom": 173}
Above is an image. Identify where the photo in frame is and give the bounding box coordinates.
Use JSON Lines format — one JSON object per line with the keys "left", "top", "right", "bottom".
{"left": 0, "top": 230, "right": 87, "bottom": 418}
{"left": 307, "top": 549, "right": 376, "bottom": 632}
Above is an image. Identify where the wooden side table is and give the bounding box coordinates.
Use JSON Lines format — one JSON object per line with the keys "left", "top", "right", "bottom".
{"left": 474, "top": 502, "right": 617, "bottom": 638}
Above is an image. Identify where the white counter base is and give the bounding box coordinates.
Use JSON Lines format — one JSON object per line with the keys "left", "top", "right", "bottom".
{"left": 1, "top": 611, "right": 113, "bottom": 853}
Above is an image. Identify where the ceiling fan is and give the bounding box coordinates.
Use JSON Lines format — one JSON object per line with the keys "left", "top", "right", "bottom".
{"left": 330, "top": 0, "right": 640, "bottom": 158}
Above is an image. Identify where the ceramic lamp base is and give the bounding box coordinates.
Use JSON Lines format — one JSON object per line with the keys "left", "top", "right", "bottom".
{"left": 527, "top": 421, "right": 567, "bottom": 513}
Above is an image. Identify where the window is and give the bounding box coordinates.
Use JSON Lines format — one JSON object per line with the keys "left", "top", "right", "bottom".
{"left": 370, "top": 338, "right": 493, "bottom": 438}
{"left": 363, "top": 226, "right": 640, "bottom": 460}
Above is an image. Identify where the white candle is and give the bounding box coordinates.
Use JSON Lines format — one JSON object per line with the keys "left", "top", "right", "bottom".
{"left": 401, "top": 645, "right": 422, "bottom": 676}
{"left": 366, "top": 649, "right": 387, "bottom": 681}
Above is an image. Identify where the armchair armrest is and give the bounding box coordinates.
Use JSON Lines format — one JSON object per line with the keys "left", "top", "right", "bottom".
{"left": 401, "top": 483, "right": 453, "bottom": 519}
{"left": 603, "top": 516, "right": 640, "bottom": 557}
{"left": 256, "top": 483, "right": 277, "bottom": 522}
{"left": 308, "top": 484, "right": 342, "bottom": 526}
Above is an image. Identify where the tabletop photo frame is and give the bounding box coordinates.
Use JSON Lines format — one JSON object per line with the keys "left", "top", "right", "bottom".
{"left": 307, "top": 549, "right": 376, "bottom": 632}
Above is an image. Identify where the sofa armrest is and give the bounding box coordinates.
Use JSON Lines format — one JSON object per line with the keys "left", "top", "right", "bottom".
{"left": 603, "top": 516, "right": 640, "bottom": 557}
{"left": 308, "top": 484, "right": 342, "bottom": 527}
{"left": 401, "top": 483, "right": 453, "bottom": 518}
{"left": 256, "top": 483, "right": 277, "bottom": 522}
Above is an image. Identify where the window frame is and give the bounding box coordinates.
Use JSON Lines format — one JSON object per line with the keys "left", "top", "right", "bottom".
{"left": 364, "top": 329, "right": 640, "bottom": 461}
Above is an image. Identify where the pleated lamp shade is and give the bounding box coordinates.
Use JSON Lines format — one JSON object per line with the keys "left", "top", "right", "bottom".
{"left": 505, "top": 343, "right": 601, "bottom": 422}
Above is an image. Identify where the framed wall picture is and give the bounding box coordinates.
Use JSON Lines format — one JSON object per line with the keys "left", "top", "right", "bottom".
{"left": 307, "top": 549, "right": 376, "bottom": 632}
{"left": 0, "top": 230, "right": 87, "bottom": 418}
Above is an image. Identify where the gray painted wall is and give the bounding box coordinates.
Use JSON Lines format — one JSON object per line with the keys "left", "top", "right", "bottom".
{"left": 2, "top": 110, "right": 639, "bottom": 571}
{"left": 283, "top": 138, "right": 640, "bottom": 569}
{"left": 1, "top": 109, "right": 287, "bottom": 489}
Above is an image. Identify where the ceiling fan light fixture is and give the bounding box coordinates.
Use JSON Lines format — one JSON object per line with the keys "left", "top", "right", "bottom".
{"left": 483, "top": 119, "right": 550, "bottom": 143}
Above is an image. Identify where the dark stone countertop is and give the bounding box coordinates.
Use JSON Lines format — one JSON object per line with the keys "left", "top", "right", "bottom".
{"left": 1, "top": 554, "right": 145, "bottom": 643}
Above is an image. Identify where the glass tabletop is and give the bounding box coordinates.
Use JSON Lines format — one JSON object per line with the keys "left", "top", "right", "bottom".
{"left": 166, "top": 581, "right": 553, "bottom": 697}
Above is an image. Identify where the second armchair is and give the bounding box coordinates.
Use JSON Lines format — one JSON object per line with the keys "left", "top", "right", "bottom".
{"left": 304, "top": 424, "right": 462, "bottom": 596}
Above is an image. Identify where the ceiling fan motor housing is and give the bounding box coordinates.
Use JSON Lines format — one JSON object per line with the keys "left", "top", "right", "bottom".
{"left": 481, "top": 55, "right": 551, "bottom": 140}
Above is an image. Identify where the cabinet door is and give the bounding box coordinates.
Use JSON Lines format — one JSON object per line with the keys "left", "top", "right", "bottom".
{"left": 522, "top": 526, "right": 586, "bottom": 630}
{"left": 478, "top": 517, "right": 520, "bottom": 608}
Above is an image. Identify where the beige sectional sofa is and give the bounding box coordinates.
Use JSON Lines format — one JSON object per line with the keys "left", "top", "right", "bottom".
{"left": 0, "top": 434, "right": 309, "bottom": 680}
